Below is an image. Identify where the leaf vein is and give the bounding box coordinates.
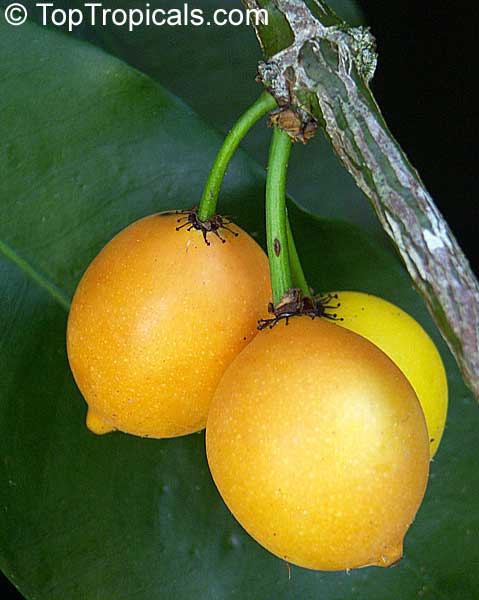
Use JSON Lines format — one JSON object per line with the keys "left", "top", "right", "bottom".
{"left": 0, "top": 239, "right": 71, "bottom": 312}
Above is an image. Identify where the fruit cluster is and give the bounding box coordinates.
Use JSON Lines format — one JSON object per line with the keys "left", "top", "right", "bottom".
{"left": 66, "top": 93, "right": 448, "bottom": 572}
{"left": 67, "top": 209, "right": 447, "bottom": 571}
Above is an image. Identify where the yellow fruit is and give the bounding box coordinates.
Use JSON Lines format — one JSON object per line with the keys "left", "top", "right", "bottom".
{"left": 67, "top": 212, "right": 271, "bottom": 438}
{"left": 206, "top": 317, "right": 429, "bottom": 571}
{"left": 332, "top": 291, "right": 448, "bottom": 457}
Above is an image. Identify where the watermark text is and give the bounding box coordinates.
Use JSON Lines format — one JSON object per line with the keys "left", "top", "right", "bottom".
{"left": 3, "top": 2, "right": 269, "bottom": 31}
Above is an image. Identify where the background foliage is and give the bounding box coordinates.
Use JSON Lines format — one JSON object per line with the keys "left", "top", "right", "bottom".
{"left": 1, "top": 1, "right": 478, "bottom": 598}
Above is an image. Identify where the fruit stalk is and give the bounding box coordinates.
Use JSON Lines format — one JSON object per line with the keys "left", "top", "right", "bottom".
{"left": 198, "top": 91, "right": 277, "bottom": 221}
{"left": 286, "top": 215, "right": 311, "bottom": 298}
{"left": 265, "top": 126, "right": 294, "bottom": 306}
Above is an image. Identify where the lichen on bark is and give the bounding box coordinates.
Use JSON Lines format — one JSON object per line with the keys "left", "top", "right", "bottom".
{"left": 244, "top": 0, "right": 479, "bottom": 399}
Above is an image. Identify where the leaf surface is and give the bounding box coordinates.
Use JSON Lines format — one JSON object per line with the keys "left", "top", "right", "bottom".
{"left": 10, "top": 0, "right": 380, "bottom": 232}
{"left": 1, "top": 14, "right": 478, "bottom": 600}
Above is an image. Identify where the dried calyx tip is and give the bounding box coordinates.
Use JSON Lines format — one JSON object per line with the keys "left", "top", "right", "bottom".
{"left": 268, "top": 106, "right": 318, "bottom": 145}
{"left": 258, "top": 289, "right": 342, "bottom": 330}
{"left": 163, "top": 207, "right": 238, "bottom": 245}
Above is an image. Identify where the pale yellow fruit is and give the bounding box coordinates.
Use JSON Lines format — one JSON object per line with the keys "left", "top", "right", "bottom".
{"left": 206, "top": 317, "right": 430, "bottom": 571}
{"left": 67, "top": 213, "right": 271, "bottom": 438}
{"left": 332, "top": 291, "right": 448, "bottom": 456}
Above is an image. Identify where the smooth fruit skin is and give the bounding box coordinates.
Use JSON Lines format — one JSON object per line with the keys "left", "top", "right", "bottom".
{"left": 206, "top": 318, "right": 430, "bottom": 571}
{"left": 67, "top": 213, "right": 271, "bottom": 438}
{"left": 333, "top": 291, "right": 448, "bottom": 457}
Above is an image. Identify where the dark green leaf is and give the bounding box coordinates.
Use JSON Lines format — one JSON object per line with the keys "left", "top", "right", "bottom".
{"left": 7, "top": 0, "right": 379, "bottom": 234}
{"left": 1, "top": 14, "right": 478, "bottom": 600}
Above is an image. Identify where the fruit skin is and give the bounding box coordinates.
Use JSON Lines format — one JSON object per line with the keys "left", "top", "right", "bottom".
{"left": 333, "top": 291, "right": 448, "bottom": 457}
{"left": 206, "top": 317, "right": 429, "bottom": 571}
{"left": 67, "top": 212, "right": 271, "bottom": 438}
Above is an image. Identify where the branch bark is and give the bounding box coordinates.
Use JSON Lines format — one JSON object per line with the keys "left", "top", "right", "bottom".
{"left": 244, "top": 0, "right": 479, "bottom": 399}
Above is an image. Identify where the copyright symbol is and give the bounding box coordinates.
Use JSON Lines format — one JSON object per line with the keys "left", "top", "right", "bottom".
{"left": 4, "top": 3, "right": 28, "bottom": 26}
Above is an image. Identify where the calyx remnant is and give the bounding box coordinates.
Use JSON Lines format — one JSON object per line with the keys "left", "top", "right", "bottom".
{"left": 258, "top": 288, "right": 342, "bottom": 330}
{"left": 164, "top": 207, "right": 239, "bottom": 245}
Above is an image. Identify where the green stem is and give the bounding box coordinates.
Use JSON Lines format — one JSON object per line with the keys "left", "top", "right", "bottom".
{"left": 198, "top": 91, "right": 277, "bottom": 221}
{"left": 286, "top": 214, "right": 311, "bottom": 298}
{"left": 266, "top": 126, "right": 293, "bottom": 306}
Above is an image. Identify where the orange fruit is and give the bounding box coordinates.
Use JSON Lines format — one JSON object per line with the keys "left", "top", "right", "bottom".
{"left": 67, "top": 212, "right": 271, "bottom": 438}
{"left": 333, "top": 291, "right": 448, "bottom": 456}
{"left": 206, "top": 317, "right": 429, "bottom": 571}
